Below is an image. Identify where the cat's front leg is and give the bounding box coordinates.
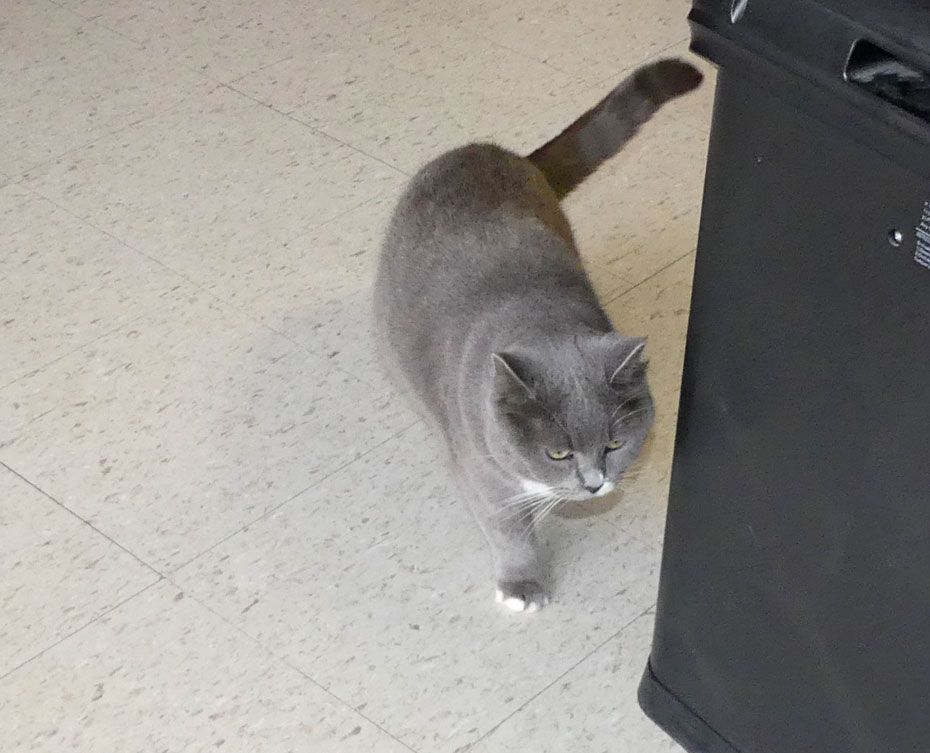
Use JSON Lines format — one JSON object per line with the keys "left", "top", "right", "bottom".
{"left": 476, "top": 503, "right": 550, "bottom": 612}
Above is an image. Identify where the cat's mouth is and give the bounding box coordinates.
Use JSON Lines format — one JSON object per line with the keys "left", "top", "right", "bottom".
{"left": 563, "top": 480, "right": 616, "bottom": 503}
{"left": 590, "top": 481, "right": 616, "bottom": 498}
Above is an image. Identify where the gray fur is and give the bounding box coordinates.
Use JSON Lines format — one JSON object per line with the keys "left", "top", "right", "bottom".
{"left": 373, "top": 58, "right": 702, "bottom": 611}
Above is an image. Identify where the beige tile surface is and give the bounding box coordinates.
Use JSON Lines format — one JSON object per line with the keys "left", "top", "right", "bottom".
{"left": 606, "top": 254, "right": 697, "bottom": 546}
{"left": 23, "top": 85, "right": 403, "bottom": 253}
{"left": 233, "top": 21, "right": 583, "bottom": 173}
{"left": 2, "top": 1, "right": 711, "bottom": 751}
{"left": 0, "top": 0, "right": 206, "bottom": 175}
{"left": 0, "top": 466, "right": 156, "bottom": 677}
{"left": 243, "top": 189, "right": 403, "bottom": 380}
{"left": 0, "top": 288, "right": 416, "bottom": 571}
{"left": 0, "top": 184, "right": 189, "bottom": 387}
{"left": 173, "top": 421, "right": 662, "bottom": 752}
{"left": 61, "top": 0, "right": 441, "bottom": 83}
{"left": 567, "top": 107, "right": 708, "bottom": 287}
{"left": 446, "top": 0, "right": 691, "bottom": 83}
{"left": 469, "top": 613, "right": 684, "bottom": 752}
{"left": 506, "top": 44, "right": 709, "bottom": 290}
{"left": 0, "top": 580, "right": 413, "bottom": 753}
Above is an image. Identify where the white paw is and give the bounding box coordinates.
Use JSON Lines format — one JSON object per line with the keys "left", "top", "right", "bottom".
{"left": 495, "top": 581, "right": 549, "bottom": 613}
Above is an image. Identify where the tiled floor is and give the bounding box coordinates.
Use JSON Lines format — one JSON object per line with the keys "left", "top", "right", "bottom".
{"left": 1, "top": 1, "right": 713, "bottom": 751}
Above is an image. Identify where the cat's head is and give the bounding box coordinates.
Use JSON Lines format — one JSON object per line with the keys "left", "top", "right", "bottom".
{"left": 490, "top": 333, "right": 654, "bottom": 502}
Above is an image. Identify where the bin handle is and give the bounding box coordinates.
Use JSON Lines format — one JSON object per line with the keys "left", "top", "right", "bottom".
{"left": 845, "top": 39, "right": 930, "bottom": 122}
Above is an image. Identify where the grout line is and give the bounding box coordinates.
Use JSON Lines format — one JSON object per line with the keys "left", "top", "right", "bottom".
{"left": 168, "top": 538, "right": 654, "bottom": 753}
{"left": 461, "top": 603, "right": 658, "bottom": 751}
{"left": 167, "top": 419, "right": 421, "bottom": 575}
{"left": 277, "top": 658, "right": 422, "bottom": 753}
{"left": 17, "top": 160, "right": 393, "bottom": 320}
{"left": 0, "top": 578, "right": 163, "bottom": 682}
{"left": 440, "top": 21, "right": 588, "bottom": 80}
{"left": 14, "top": 180, "right": 377, "bottom": 390}
{"left": 7, "top": 181, "right": 415, "bottom": 579}
{"left": 0, "top": 318, "right": 137, "bottom": 394}
{"left": 20, "top": 177, "right": 403, "bottom": 396}
{"left": 163, "top": 577, "right": 421, "bottom": 753}
{"left": 602, "top": 247, "right": 697, "bottom": 306}
{"left": 0, "top": 461, "right": 163, "bottom": 577}
{"left": 47, "top": 0, "right": 236, "bottom": 86}
{"left": 20, "top": 173, "right": 406, "bottom": 389}
{"left": 219, "top": 80, "right": 412, "bottom": 177}
{"left": 506, "top": 35, "right": 695, "bottom": 158}
{"left": 12, "top": 0, "right": 223, "bottom": 181}
{"left": 224, "top": 53, "right": 296, "bottom": 86}
{"left": 13, "top": 80, "right": 224, "bottom": 183}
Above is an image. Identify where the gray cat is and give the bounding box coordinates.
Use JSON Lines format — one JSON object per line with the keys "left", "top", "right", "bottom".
{"left": 373, "top": 59, "right": 702, "bottom": 612}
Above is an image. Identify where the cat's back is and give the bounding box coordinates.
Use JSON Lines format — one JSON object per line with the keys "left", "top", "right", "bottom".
{"left": 372, "top": 142, "right": 580, "bottom": 407}
{"left": 374, "top": 143, "right": 577, "bottom": 343}
{"left": 396, "top": 143, "right": 543, "bottom": 218}
{"left": 379, "top": 143, "right": 568, "bottom": 268}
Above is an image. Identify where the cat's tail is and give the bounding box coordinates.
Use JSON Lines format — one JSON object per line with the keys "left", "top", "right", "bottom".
{"left": 528, "top": 58, "right": 703, "bottom": 198}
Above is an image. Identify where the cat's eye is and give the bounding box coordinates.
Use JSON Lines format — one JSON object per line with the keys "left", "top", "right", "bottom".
{"left": 546, "top": 449, "right": 574, "bottom": 461}
{"left": 606, "top": 439, "right": 626, "bottom": 451}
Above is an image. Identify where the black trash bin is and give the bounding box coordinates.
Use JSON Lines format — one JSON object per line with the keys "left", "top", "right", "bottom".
{"left": 638, "top": 2, "right": 930, "bottom": 752}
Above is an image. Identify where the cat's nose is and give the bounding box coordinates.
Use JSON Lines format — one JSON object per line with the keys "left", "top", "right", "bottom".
{"left": 581, "top": 470, "right": 605, "bottom": 494}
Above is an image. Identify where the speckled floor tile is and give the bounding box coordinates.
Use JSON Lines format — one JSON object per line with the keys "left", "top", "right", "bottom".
{"left": 663, "top": 38, "right": 720, "bottom": 135}
{"left": 22, "top": 86, "right": 403, "bottom": 256}
{"left": 173, "top": 421, "right": 661, "bottom": 753}
{"left": 604, "top": 253, "right": 696, "bottom": 546}
{"left": 61, "top": 0, "right": 442, "bottom": 83}
{"left": 566, "top": 103, "right": 708, "bottom": 287}
{"left": 3, "top": 2, "right": 709, "bottom": 751}
{"left": 447, "top": 0, "right": 691, "bottom": 83}
{"left": 0, "top": 580, "right": 413, "bottom": 753}
{"left": 490, "top": 47, "right": 709, "bottom": 290}
{"left": 0, "top": 0, "right": 206, "bottom": 175}
{"left": 0, "top": 184, "right": 190, "bottom": 387}
{"left": 239, "top": 190, "right": 403, "bottom": 381}
{"left": 0, "top": 466, "right": 156, "bottom": 677}
{"left": 233, "top": 21, "right": 584, "bottom": 174}
{"left": 468, "top": 613, "right": 684, "bottom": 752}
{"left": 0, "top": 288, "right": 416, "bottom": 571}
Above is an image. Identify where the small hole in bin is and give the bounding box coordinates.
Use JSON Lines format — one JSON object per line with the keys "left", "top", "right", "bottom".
{"left": 730, "top": 0, "right": 749, "bottom": 23}
{"left": 888, "top": 229, "right": 903, "bottom": 247}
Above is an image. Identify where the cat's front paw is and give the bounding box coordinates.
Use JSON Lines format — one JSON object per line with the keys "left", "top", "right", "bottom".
{"left": 495, "top": 580, "right": 549, "bottom": 613}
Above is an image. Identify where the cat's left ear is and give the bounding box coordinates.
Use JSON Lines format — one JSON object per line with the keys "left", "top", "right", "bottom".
{"left": 602, "top": 335, "right": 647, "bottom": 386}
{"left": 492, "top": 352, "right": 535, "bottom": 403}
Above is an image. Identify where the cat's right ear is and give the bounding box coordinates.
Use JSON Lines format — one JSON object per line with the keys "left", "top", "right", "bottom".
{"left": 492, "top": 352, "right": 535, "bottom": 408}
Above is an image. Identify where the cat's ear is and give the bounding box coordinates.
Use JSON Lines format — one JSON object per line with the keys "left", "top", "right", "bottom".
{"left": 492, "top": 352, "right": 536, "bottom": 406}
{"left": 604, "top": 335, "right": 648, "bottom": 386}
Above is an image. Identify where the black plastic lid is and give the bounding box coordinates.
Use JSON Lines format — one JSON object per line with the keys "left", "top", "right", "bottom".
{"left": 690, "top": 0, "right": 930, "bottom": 162}
{"left": 825, "top": 0, "right": 930, "bottom": 58}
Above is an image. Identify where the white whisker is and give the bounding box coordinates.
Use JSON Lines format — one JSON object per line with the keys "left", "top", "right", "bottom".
{"left": 614, "top": 406, "right": 652, "bottom": 424}
{"left": 517, "top": 492, "right": 564, "bottom": 540}
{"left": 536, "top": 496, "right": 562, "bottom": 525}
{"left": 496, "top": 490, "right": 553, "bottom": 510}
{"left": 498, "top": 497, "right": 552, "bottom": 523}
{"left": 609, "top": 396, "right": 639, "bottom": 421}
{"left": 495, "top": 492, "right": 552, "bottom": 521}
